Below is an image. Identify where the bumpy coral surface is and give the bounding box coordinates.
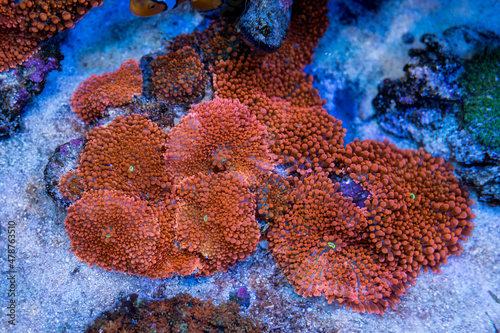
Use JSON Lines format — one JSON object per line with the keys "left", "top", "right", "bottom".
{"left": 65, "top": 189, "right": 161, "bottom": 275}
{"left": 177, "top": 172, "right": 260, "bottom": 276}
{"left": 268, "top": 139, "right": 475, "bottom": 314}
{"left": 77, "top": 113, "right": 171, "bottom": 202}
{"left": 166, "top": 98, "right": 272, "bottom": 181}
{"left": 210, "top": 0, "right": 345, "bottom": 173}
{"left": 61, "top": 114, "right": 205, "bottom": 279}
{"left": 168, "top": 0, "right": 342, "bottom": 174}
{"left": 256, "top": 169, "right": 292, "bottom": 222}
{"left": 151, "top": 46, "right": 208, "bottom": 104}
{"left": 58, "top": 169, "right": 84, "bottom": 202}
{"left": 70, "top": 59, "right": 143, "bottom": 124}
{"left": 0, "top": 0, "right": 102, "bottom": 72}
{"left": 86, "top": 293, "right": 262, "bottom": 332}
{"left": 169, "top": 20, "right": 243, "bottom": 65}
{"left": 143, "top": 199, "right": 204, "bottom": 279}
{"left": 62, "top": 112, "right": 263, "bottom": 278}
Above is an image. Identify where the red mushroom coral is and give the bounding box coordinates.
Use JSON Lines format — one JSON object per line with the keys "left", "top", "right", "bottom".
{"left": 76, "top": 113, "right": 172, "bottom": 203}
{"left": 268, "top": 139, "right": 475, "bottom": 314}
{"left": 268, "top": 171, "right": 394, "bottom": 314}
{"left": 209, "top": 0, "right": 344, "bottom": 173}
{"left": 143, "top": 199, "right": 204, "bottom": 279}
{"left": 168, "top": 19, "right": 243, "bottom": 65}
{"left": 256, "top": 169, "right": 293, "bottom": 222}
{"left": 62, "top": 111, "right": 263, "bottom": 278}
{"left": 65, "top": 189, "right": 160, "bottom": 275}
{"left": 176, "top": 172, "right": 260, "bottom": 276}
{"left": 151, "top": 46, "right": 208, "bottom": 104}
{"left": 70, "top": 59, "right": 143, "bottom": 124}
{"left": 167, "top": 0, "right": 341, "bottom": 173}
{"left": 335, "top": 139, "right": 475, "bottom": 274}
{"left": 61, "top": 113, "right": 207, "bottom": 279}
{"left": 166, "top": 98, "right": 272, "bottom": 182}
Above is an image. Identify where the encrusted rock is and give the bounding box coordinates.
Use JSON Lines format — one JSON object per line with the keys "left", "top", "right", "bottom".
{"left": 373, "top": 29, "right": 500, "bottom": 205}
{"left": 0, "top": 39, "right": 63, "bottom": 140}
{"left": 44, "top": 138, "right": 86, "bottom": 207}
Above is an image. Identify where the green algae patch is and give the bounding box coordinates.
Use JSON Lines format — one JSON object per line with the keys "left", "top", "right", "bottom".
{"left": 460, "top": 47, "right": 500, "bottom": 150}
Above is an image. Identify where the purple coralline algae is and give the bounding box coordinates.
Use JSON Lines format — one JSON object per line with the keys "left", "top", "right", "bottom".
{"left": 229, "top": 286, "right": 252, "bottom": 309}
{"left": 24, "top": 58, "right": 59, "bottom": 87}
{"left": 0, "top": 41, "right": 62, "bottom": 140}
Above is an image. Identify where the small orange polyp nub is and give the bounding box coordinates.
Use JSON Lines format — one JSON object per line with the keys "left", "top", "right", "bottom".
{"left": 130, "top": 0, "right": 167, "bottom": 17}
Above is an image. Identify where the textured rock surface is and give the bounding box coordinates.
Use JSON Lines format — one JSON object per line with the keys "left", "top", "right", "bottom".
{"left": 373, "top": 31, "right": 500, "bottom": 205}
{"left": 0, "top": 39, "right": 63, "bottom": 140}
{"left": 234, "top": 0, "right": 292, "bottom": 52}
{"left": 43, "top": 138, "right": 86, "bottom": 207}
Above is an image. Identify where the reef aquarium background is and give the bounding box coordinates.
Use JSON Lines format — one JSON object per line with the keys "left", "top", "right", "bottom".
{"left": 1, "top": 0, "right": 500, "bottom": 331}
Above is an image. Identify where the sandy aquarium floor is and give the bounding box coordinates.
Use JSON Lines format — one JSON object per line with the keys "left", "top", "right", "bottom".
{"left": 1, "top": 0, "right": 500, "bottom": 332}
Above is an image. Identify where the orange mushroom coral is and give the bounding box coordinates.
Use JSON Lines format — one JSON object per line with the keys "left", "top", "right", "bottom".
{"left": 65, "top": 189, "right": 160, "bottom": 275}
{"left": 166, "top": 97, "right": 272, "bottom": 182}
{"left": 207, "top": 0, "right": 344, "bottom": 173}
{"left": 268, "top": 139, "right": 475, "bottom": 314}
{"left": 335, "top": 139, "right": 475, "bottom": 273}
{"left": 151, "top": 46, "right": 208, "bottom": 104}
{"left": 267, "top": 171, "right": 398, "bottom": 314}
{"left": 70, "top": 59, "right": 143, "bottom": 124}
{"left": 176, "top": 172, "right": 260, "bottom": 276}
{"left": 75, "top": 113, "right": 172, "bottom": 203}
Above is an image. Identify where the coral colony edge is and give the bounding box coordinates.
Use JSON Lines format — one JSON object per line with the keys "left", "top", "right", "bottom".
{"left": 1, "top": 0, "right": 500, "bottom": 332}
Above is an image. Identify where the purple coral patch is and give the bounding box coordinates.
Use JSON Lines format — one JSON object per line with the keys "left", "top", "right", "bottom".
{"left": 25, "top": 58, "right": 59, "bottom": 86}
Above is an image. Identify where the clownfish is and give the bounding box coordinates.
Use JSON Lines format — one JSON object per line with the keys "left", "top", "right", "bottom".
{"left": 129, "top": 0, "right": 223, "bottom": 17}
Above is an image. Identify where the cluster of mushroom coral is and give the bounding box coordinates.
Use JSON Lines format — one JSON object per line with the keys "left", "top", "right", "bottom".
{"left": 61, "top": 0, "right": 475, "bottom": 315}
{"left": 62, "top": 99, "right": 270, "bottom": 278}
{"left": 267, "top": 139, "right": 474, "bottom": 314}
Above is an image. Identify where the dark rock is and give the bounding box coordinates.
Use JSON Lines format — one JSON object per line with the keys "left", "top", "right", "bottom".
{"left": 43, "top": 138, "right": 86, "bottom": 207}
{"left": 402, "top": 32, "right": 415, "bottom": 44}
{"left": 234, "top": 0, "right": 291, "bottom": 52}
{"left": 443, "top": 25, "right": 500, "bottom": 59}
{"left": 372, "top": 34, "right": 463, "bottom": 140}
{"left": 139, "top": 52, "right": 164, "bottom": 100}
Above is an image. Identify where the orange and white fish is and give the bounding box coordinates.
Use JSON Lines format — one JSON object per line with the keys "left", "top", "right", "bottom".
{"left": 129, "top": 0, "right": 223, "bottom": 17}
